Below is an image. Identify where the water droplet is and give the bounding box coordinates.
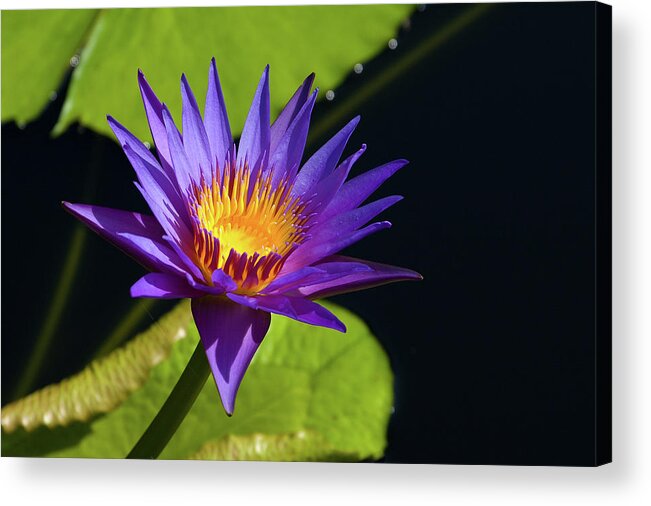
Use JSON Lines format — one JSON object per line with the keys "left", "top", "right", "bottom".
{"left": 70, "top": 54, "right": 80, "bottom": 67}
{"left": 353, "top": 63, "right": 364, "bottom": 74}
{"left": 144, "top": 141, "right": 151, "bottom": 150}
{"left": 390, "top": 406, "right": 396, "bottom": 414}
{"left": 17, "top": 121, "right": 26, "bottom": 130}
{"left": 49, "top": 91, "right": 58, "bottom": 101}
{"left": 417, "top": 4, "right": 427, "bottom": 12}
{"left": 388, "top": 38, "right": 398, "bottom": 50}
{"left": 325, "top": 90, "right": 335, "bottom": 101}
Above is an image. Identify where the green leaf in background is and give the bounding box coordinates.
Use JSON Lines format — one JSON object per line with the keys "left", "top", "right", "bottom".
{"left": 0, "top": 9, "right": 97, "bottom": 126}
{"left": 188, "top": 432, "right": 358, "bottom": 462}
{"left": 1, "top": 5, "right": 413, "bottom": 142}
{"left": 1, "top": 301, "right": 393, "bottom": 461}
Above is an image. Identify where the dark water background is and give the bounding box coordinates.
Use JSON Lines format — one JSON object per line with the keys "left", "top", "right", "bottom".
{"left": 2, "top": 3, "right": 601, "bottom": 465}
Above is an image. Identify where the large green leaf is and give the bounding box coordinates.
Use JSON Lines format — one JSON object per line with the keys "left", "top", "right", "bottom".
{"left": 188, "top": 431, "right": 358, "bottom": 462}
{"left": 1, "top": 5, "right": 413, "bottom": 142}
{"left": 1, "top": 301, "right": 393, "bottom": 461}
{"left": 1, "top": 9, "right": 97, "bottom": 126}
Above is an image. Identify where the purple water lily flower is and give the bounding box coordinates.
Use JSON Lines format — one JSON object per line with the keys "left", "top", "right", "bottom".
{"left": 64, "top": 59, "right": 422, "bottom": 415}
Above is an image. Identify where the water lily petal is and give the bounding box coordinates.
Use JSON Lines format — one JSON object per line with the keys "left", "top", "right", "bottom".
{"left": 310, "top": 195, "right": 403, "bottom": 238}
{"left": 107, "top": 114, "right": 161, "bottom": 171}
{"left": 181, "top": 73, "right": 213, "bottom": 184}
{"left": 304, "top": 144, "right": 366, "bottom": 215}
{"left": 204, "top": 58, "right": 232, "bottom": 173}
{"left": 107, "top": 116, "right": 186, "bottom": 217}
{"left": 212, "top": 269, "right": 239, "bottom": 292}
{"left": 261, "top": 266, "right": 323, "bottom": 294}
{"left": 162, "top": 105, "right": 201, "bottom": 191}
{"left": 227, "top": 293, "right": 345, "bottom": 332}
{"left": 290, "top": 255, "right": 423, "bottom": 299}
{"left": 191, "top": 296, "right": 271, "bottom": 415}
{"left": 282, "top": 221, "right": 392, "bottom": 273}
{"left": 292, "top": 116, "right": 360, "bottom": 197}
{"left": 262, "top": 262, "right": 371, "bottom": 295}
{"left": 237, "top": 65, "right": 270, "bottom": 170}
{"left": 121, "top": 143, "right": 190, "bottom": 241}
{"left": 269, "top": 89, "right": 317, "bottom": 187}
{"left": 138, "top": 70, "right": 175, "bottom": 180}
{"left": 62, "top": 202, "right": 186, "bottom": 275}
{"left": 131, "top": 272, "right": 203, "bottom": 298}
{"left": 320, "top": 159, "right": 409, "bottom": 222}
{"left": 270, "top": 72, "right": 315, "bottom": 155}
{"left": 283, "top": 195, "right": 402, "bottom": 272}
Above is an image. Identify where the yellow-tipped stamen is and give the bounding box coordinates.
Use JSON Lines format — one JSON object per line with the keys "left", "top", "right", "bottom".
{"left": 189, "top": 162, "right": 308, "bottom": 294}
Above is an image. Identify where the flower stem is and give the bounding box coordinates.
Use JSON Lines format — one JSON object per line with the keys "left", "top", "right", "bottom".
{"left": 127, "top": 340, "right": 210, "bottom": 459}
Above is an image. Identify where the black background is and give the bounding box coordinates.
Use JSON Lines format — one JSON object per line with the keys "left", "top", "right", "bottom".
{"left": 1, "top": 3, "right": 609, "bottom": 465}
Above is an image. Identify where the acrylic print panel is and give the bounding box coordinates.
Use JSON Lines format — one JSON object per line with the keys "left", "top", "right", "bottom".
{"left": 1, "top": 2, "right": 611, "bottom": 466}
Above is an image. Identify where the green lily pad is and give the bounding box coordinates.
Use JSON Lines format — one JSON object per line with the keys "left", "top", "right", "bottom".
{"left": 1, "top": 301, "right": 394, "bottom": 461}
{"left": 188, "top": 431, "right": 358, "bottom": 462}
{"left": 1, "top": 5, "right": 413, "bottom": 142}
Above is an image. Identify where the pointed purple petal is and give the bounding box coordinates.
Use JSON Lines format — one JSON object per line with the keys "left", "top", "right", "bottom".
{"left": 138, "top": 70, "right": 175, "bottom": 180}
{"left": 179, "top": 267, "right": 240, "bottom": 296}
{"left": 287, "top": 194, "right": 402, "bottom": 272}
{"left": 227, "top": 293, "right": 345, "bottom": 332}
{"left": 270, "top": 73, "right": 315, "bottom": 155}
{"left": 131, "top": 272, "right": 203, "bottom": 299}
{"left": 292, "top": 116, "right": 360, "bottom": 197}
{"left": 108, "top": 115, "right": 185, "bottom": 227}
{"left": 237, "top": 66, "right": 270, "bottom": 170}
{"left": 62, "top": 202, "right": 186, "bottom": 275}
{"left": 311, "top": 195, "right": 403, "bottom": 237}
{"left": 107, "top": 115, "right": 161, "bottom": 170}
{"left": 181, "top": 74, "right": 213, "bottom": 183}
{"left": 304, "top": 144, "right": 366, "bottom": 215}
{"left": 262, "top": 262, "right": 372, "bottom": 295}
{"left": 269, "top": 89, "right": 317, "bottom": 187}
{"left": 163, "top": 235, "right": 206, "bottom": 282}
{"left": 284, "top": 255, "right": 422, "bottom": 299}
{"left": 191, "top": 297, "right": 271, "bottom": 415}
{"left": 204, "top": 58, "right": 232, "bottom": 171}
{"left": 261, "top": 266, "right": 323, "bottom": 294}
{"left": 212, "top": 269, "right": 239, "bottom": 292}
{"left": 282, "top": 221, "right": 392, "bottom": 273}
{"left": 119, "top": 140, "right": 188, "bottom": 227}
{"left": 182, "top": 274, "right": 216, "bottom": 294}
{"left": 162, "top": 105, "right": 200, "bottom": 191}
{"left": 320, "top": 159, "right": 409, "bottom": 222}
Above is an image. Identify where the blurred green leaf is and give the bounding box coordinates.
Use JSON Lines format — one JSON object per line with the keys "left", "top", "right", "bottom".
{"left": 1, "top": 9, "right": 97, "bottom": 125}
{"left": 2, "top": 301, "right": 393, "bottom": 461}
{"left": 1, "top": 5, "right": 413, "bottom": 141}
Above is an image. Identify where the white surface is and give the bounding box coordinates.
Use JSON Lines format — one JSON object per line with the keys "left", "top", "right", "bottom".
{"left": 1, "top": 0, "right": 650, "bottom": 505}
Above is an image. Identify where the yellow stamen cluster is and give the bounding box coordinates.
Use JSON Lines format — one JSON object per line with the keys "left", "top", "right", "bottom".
{"left": 189, "top": 163, "right": 307, "bottom": 294}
